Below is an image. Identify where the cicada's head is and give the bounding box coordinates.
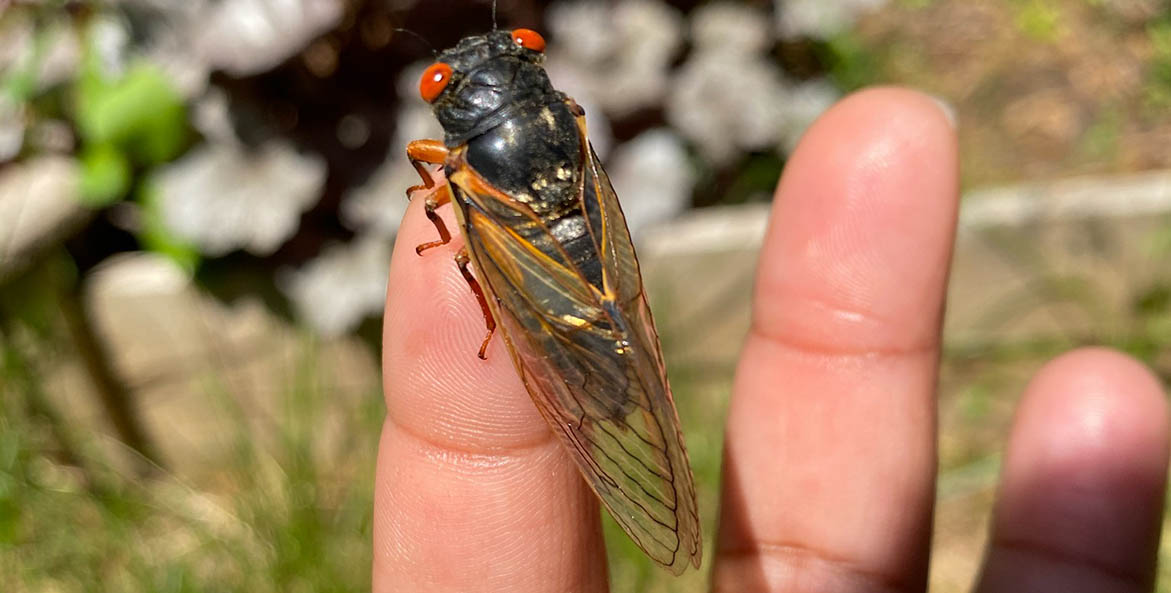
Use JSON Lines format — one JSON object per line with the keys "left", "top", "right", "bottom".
{"left": 418, "top": 29, "right": 554, "bottom": 145}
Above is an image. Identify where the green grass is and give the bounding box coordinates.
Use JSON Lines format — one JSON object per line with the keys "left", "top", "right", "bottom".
{"left": 1078, "top": 105, "right": 1122, "bottom": 161}
{"left": 1144, "top": 18, "right": 1171, "bottom": 113}
{"left": 1012, "top": 0, "right": 1064, "bottom": 42}
{"left": 1, "top": 253, "right": 1168, "bottom": 592}
{"left": 0, "top": 330, "right": 382, "bottom": 593}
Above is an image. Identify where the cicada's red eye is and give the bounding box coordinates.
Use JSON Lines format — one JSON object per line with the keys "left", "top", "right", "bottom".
{"left": 419, "top": 62, "right": 453, "bottom": 103}
{"left": 511, "top": 28, "right": 546, "bottom": 53}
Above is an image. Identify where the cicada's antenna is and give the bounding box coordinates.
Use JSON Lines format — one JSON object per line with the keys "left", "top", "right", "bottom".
{"left": 393, "top": 28, "right": 438, "bottom": 58}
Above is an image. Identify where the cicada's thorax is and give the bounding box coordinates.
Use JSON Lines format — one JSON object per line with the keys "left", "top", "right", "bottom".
{"left": 430, "top": 31, "right": 601, "bottom": 288}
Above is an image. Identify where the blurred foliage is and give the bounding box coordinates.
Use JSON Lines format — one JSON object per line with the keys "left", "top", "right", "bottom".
{"left": 816, "top": 32, "right": 880, "bottom": 91}
{"left": 1, "top": 1, "right": 1170, "bottom": 592}
{"left": 136, "top": 181, "right": 202, "bottom": 273}
{"left": 75, "top": 62, "right": 187, "bottom": 167}
{"left": 1078, "top": 104, "right": 1121, "bottom": 160}
{"left": 77, "top": 141, "right": 130, "bottom": 205}
{"left": 1011, "top": 0, "right": 1063, "bottom": 42}
{"left": 1145, "top": 17, "right": 1171, "bottom": 111}
{"left": 74, "top": 35, "right": 189, "bottom": 233}
{"left": 0, "top": 328, "right": 382, "bottom": 593}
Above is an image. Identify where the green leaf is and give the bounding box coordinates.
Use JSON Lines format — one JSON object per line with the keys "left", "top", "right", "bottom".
{"left": 137, "top": 181, "right": 200, "bottom": 272}
{"left": 77, "top": 143, "right": 130, "bottom": 206}
{"left": 818, "top": 33, "right": 879, "bottom": 92}
{"left": 75, "top": 30, "right": 188, "bottom": 166}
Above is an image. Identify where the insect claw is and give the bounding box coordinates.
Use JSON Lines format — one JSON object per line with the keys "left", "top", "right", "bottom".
{"left": 415, "top": 240, "right": 447, "bottom": 256}
{"left": 414, "top": 194, "right": 453, "bottom": 255}
{"left": 456, "top": 247, "right": 497, "bottom": 359}
{"left": 406, "top": 183, "right": 427, "bottom": 198}
{"left": 567, "top": 98, "right": 585, "bottom": 117}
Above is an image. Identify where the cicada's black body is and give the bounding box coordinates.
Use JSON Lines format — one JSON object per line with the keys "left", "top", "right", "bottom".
{"left": 431, "top": 32, "right": 603, "bottom": 289}
{"left": 407, "top": 28, "right": 702, "bottom": 574}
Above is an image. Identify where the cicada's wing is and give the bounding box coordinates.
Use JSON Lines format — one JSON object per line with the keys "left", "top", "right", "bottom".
{"left": 577, "top": 139, "right": 702, "bottom": 570}
{"left": 448, "top": 129, "right": 701, "bottom": 574}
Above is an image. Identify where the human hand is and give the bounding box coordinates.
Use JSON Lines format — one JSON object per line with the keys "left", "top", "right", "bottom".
{"left": 374, "top": 88, "right": 1169, "bottom": 592}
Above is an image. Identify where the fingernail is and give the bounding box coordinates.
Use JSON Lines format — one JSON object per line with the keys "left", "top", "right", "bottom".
{"left": 928, "top": 94, "right": 957, "bottom": 129}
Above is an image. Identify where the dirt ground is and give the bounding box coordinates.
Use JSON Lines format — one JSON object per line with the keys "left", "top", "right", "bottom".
{"left": 858, "top": 0, "right": 1171, "bottom": 186}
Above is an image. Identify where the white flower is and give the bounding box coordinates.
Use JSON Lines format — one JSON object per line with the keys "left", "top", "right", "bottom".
{"left": 107, "top": 0, "right": 344, "bottom": 96}
{"left": 194, "top": 0, "right": 344, "bottom": 76}
{"left": 667, "top": 49, "right": 788, "bottom": 165}
{"left": 107, "top": 0, "right": 214, "bottom": 97}
{"left": 146, "top": 45, "right": 212, "bottom": 99}
{"left": 778, "top": 78, "right": 840, "bottom": 152}
{"left": 0, "top": 13, "right": 76, "bottom": 92}
{"left": 191, "top": 88, "right": 235, "bottom": 143}
{"left": 666, "top": 3, "right": 790, "bottom": 164}
{"left": 156, "top": 141, "right": 325, "bottom": 256}
{"left": 341, "top": 64, "right": 444, "bottom": 237}
{"left": 278, "top": 235, "right": 391, "bottom": 336}
{"left": 37, "top": 19, "right": 82, "bottom": 90}
{"left": 605, "top": 129, "right": 693, "bottom": 236}
{"left": 546, "top": 0, "right": 683, "bottom": 117}
{"left": 547, "top": 1, "right": 614, "bottom": 64}
{"left": 776, "top": 0, "right": 888, "bottom": 40}
{"left": 614, "top": 0, "right": 684, "bottom": 69}
{"left": 0, "top": 12, "right": 34, "bottom": 76}
{"left": 691, "top": 2, "right": 773, "bottom": 54}
{"left": 91, "top": 15, "right": 130, "bottom": 78}
{"left": 338, "top": 155, "right": 413, "bottom": 238}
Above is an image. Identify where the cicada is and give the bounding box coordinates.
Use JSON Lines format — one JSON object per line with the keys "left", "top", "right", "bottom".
{"left": 405, "top": 27, "right": 701, "bottom": 574}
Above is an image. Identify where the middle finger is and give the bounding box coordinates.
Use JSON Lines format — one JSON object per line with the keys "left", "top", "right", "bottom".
{"left": 714, "top": 88, "right": 960, "bottom": 592}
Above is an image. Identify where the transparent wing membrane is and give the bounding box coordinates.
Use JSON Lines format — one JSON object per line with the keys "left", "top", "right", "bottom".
{"left": 450, "top": 125, "right": 701, "bottom": 573}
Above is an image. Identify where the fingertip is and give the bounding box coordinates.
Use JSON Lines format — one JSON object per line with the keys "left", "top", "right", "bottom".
{"left": 376, "top": 182, "right": 606, "bottom": 591}
{"left": 716, "top": 87, "right": 960, "bottom": 590}
{"left": 797, "top": 86, "right": 956, "bottom": 152}
{"left": 1016, "top": 347, "right": 1168, "bottom": 467}
{"left": 979, "top": 348, "right": 1168, "bottom": 591}
{"left": 788, "top": 87, "right": 957, "bottom": 175}
{"left": 382, "top": 193, "right": 548, "bottom": 452}
{"left": 757, "top": 85, "right": 960, "bottom": 353}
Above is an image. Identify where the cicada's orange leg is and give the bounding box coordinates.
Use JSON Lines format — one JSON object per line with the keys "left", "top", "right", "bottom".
{"left": 455, "top": 247, "right": 496, "bottom": 359}
{"left": 407, "top": 139, "right": 453, "bottom": 256}
{"left": 409, "top": 140, "right": 496, "bottom": 359}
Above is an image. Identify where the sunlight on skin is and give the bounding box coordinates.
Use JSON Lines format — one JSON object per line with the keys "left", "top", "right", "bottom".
{"left": 375, "top": 88, "right": 1168, "bottom": 593}
{"left": 975, "top": 349, "right": 1169, "bottom": 593}
{"left": 714, "top": 87, "right": 957, "bottom": 592}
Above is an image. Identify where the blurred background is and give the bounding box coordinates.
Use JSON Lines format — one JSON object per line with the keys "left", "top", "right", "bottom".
{"left": 1, "top": 0, "right": 1170, "bottom": 591}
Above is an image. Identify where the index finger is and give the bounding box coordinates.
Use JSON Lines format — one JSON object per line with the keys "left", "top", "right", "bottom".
{"left": 373, "top": 184, "right": 608, "bottom": 592}
{"left": 715, "top": 88, "right": 960, "bottom": 591}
